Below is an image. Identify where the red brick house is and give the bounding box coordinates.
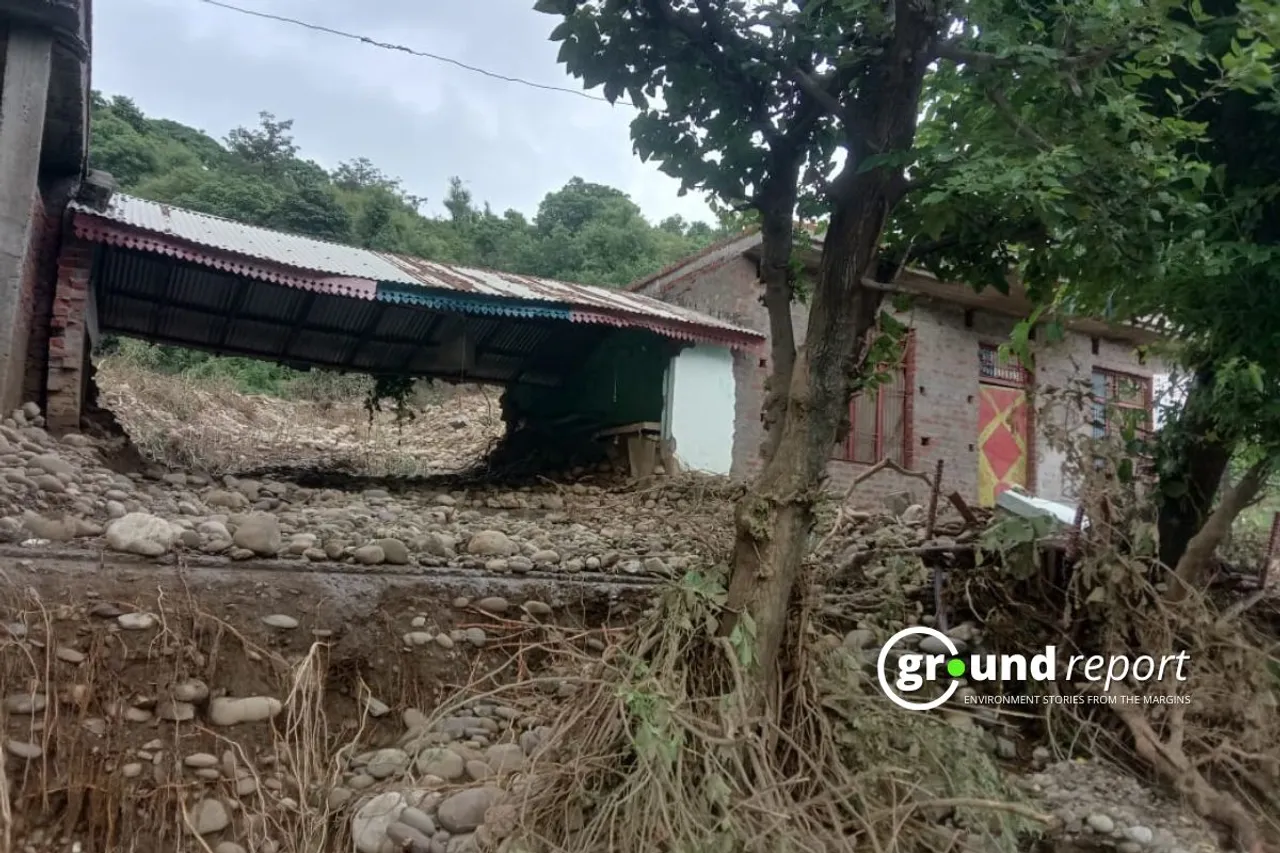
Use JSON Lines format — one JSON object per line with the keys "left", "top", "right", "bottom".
{"left": 628, "top": 231, "right": 1166, "bottom": 508}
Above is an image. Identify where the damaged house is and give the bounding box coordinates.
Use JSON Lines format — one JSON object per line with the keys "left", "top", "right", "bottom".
{"left": 628, "top": 231, "right": 1169, "bottom": 508}
{"left": 42, "top": 191, "right": 765, "bottom": 477}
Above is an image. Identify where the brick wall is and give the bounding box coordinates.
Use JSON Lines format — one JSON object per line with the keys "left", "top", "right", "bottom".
{"left": 45, "top": 233, "right": 93, "bottom": 432}
{"left": 828, "top": 304, "right": 965, "bottom": 507}
{"left": 634, "top": 250, "right": 1163, "bottom": 508}
{"left": 1029, "top": 323, "right": 1164, "bottom": 503}
{"left": 24, "top": 178, "right": 76, "bottom": 408}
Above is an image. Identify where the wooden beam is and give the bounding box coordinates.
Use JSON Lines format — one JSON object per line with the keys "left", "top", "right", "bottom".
{"left": 102, "top": 288, "right": 425, "bottom": 347}
{"left": 392, "top": 313, "right": 444, "bottom": 376}
{"left": 95, "top": 329, "right": 535, "bottom": 384}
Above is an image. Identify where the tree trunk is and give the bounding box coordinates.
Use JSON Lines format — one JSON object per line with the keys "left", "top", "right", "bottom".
{"left": 1156, "top": 368, "right": 1235, "bottom": 569}
{"left": 720, "top": 13, "right": 940, "bottom": 700}
{"left": 1165, "top": 459, "right": 1268, "bottom": 603}
{"left": 758, "top": 173, "right": 800, "bottom": 463}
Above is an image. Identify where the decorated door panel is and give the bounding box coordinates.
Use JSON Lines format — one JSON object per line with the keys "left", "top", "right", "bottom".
{"left": 977, "top": 383, "right": 1029, "bottom": 506}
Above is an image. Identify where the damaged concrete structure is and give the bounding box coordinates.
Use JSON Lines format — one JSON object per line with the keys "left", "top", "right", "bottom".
{"left": 44, "top": 191, "right": 765, "bottom": 473}
{"left": 0, "top": 0, "right": 91, "bottom": 415}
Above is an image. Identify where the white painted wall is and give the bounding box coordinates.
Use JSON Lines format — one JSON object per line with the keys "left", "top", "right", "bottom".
{"left": 667, "top": 344, "right": 736, "bottom": 475}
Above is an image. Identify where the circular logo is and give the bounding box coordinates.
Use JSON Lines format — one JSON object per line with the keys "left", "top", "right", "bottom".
{"left": 877, "top": 626, "right": 961, "bottom": 711}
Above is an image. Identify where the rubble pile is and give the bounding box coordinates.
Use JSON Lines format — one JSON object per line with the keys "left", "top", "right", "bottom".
{"left": 0, "top": 565, "right": 610, "bottom": 853}
{"left": 96, "top": 368, "right": 506, "bottom": 477}
{"left": 0, "top": 399, "right": 743, "bottom": 584}
{"left": 0, "top": 394, "right": 1248, "bottom": 853}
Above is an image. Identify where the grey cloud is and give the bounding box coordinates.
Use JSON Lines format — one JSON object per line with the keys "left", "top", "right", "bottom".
{"left": 90, "top": 0, "right": 716, "bottom": 224}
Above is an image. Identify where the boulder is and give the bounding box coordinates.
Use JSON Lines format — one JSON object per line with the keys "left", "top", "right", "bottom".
{"left": 437, "top": 787, "right": 502, "bottom": 833}
{"left": 466, "top": 530, "right": 516, "bottom": 557}
{"left": 232, "top": 513, "right": 281, "bottom": 556}
{"left": 105, "top": 513, "right": 176, "bottom": 557}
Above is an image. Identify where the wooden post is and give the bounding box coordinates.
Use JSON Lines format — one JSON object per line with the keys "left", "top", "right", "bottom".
{"left": 926, "top": 459, "right": 947, "bottom": 631}
{"left": 933, "top": 566, "right": 948, "bottom": 634}
{"left": 1066, "top": 504, "right": 1086, "bottom": 560}
{"left": 626, "top": 433, "right": 658, "bottom": 480}
{"left": 1261, "top": 511, "right": 1280, "bottom": 589}
{"left": 925, "top": 459, "right": 945, "bottom": 539}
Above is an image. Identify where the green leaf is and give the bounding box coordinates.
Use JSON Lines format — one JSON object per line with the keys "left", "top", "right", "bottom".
{"left": 532, "top": 0, "right": 570, "bottom": 14}
{"left": 1248, "top": 363, "right": 1265, "bottom": 393}
{"left": 857, "top": 151, "right": 901, "bottom": 174}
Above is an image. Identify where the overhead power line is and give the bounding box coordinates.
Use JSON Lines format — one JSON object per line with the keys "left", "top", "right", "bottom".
{"left": 195, "top": 0, "right": 632, "bottom": 106}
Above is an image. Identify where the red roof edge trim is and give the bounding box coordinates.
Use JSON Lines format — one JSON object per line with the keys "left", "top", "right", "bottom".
{"left": 570, "top": 309, "right": 763, "bottom": 351}
{"left": 72, "top": 213, "right": 378, "bottom": 301}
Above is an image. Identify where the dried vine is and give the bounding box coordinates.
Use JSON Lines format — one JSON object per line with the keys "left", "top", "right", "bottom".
{"left": 363, "top": 374, "right": 417, "bottom": 432}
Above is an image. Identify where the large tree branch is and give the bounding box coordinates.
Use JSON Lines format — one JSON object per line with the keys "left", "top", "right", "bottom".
{"left": 1165, "top": 458, "right": 1271, "bottom": 604}
{"left": 789, "top": 67, "right": 850, "bottom": 123}
{"left": 935, "top": 40, "right": 1120, "bottom": 71}
{"left": 986, "top": 87, "right": 1055, "bottom": 152}
{"left": 672, "top": 0, "right": 861, "bottom": 140}
{"left": 885, "top": 219, "right": 1051, "bottom": 268}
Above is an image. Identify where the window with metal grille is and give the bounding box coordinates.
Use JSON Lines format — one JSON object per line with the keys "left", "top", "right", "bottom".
{"left": 978, "top": 343, "right": 1029, "bottom": 386}
{"left": 1091, "top": 368, "right": 1152, "bottom": 438}
{"left": 834, "top": 336, "right": 911, "bottom": 465}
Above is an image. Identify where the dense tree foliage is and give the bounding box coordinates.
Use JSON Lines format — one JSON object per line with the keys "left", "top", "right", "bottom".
{"left": 87, "top": 93, "right": 722, "bottom": 391}
{"left": 539, "top": 6, "right": 1280, "bottom": 843}
{"left": 538, "top": 0, "right": 1212, "bottom": 694}
{"left": 890, "top": 0, "right": 1280, "bottom": 573}
{"left": 88, "top": 93, "right": 720, "bottom": 286}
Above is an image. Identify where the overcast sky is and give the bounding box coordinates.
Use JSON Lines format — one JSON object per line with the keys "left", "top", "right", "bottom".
{"left": 92, "top": 0, "right": 717, "bottom": 225}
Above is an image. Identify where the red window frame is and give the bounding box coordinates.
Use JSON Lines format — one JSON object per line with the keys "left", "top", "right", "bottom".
{"left": 835, "top": 332, "right": 914, "bottom": 466}
{"left": 1091, "top": 367, "right": 1153, "bottom": 438}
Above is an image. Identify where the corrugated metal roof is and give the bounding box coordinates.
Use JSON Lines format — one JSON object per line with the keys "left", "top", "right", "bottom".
{"left": 377, "top": 281, "right": 573, "bottom": 321}
{"left": 377, "top": 253, "right": 753, "bottom": 339}
{"left": 90, "top": 243, "right": 590, "bottom": 386}
{"left": 70, "top": 194, "right": 764, "bottom": 348}
{"left": 71, "top": 194, "right": 405, "bottom": 282}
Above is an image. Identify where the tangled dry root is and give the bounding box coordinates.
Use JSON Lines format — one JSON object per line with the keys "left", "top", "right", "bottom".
{"left": 960, "top": 402, "right": 1280, "bottom": 853}
{"left": 510, "top": 570, "right": 1043, "bottom": 853}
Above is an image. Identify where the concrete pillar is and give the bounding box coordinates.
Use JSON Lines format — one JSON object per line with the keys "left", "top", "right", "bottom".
{"left": 0, "top": 27, "right": 54, "bottom": 415}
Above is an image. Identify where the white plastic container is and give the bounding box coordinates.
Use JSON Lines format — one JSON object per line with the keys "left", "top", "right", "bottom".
{"left": 996, "top": 487, "right": 1089, "bottom": 530}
